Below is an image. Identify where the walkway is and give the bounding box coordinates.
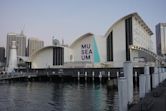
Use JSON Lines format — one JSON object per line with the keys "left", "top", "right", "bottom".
{"left": 129, "top": 80, "right": 166, "bottom": 111}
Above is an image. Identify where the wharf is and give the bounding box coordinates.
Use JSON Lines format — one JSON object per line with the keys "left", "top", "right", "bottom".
{"left": 129, "top": 80, "right": 166, "bottom": 111}
{"left": 0, "top": 68, "right": 123, "bottom": 81}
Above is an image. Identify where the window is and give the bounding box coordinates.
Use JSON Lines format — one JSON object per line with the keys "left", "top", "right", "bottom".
{"left": 125, "top": 17, "right": 133, "bottom": 61}
{"left": 107, "top": 31, "right": 113, "bottom": 61}
{"left": 53, "top": 47, "right": 64, "bottom": 65}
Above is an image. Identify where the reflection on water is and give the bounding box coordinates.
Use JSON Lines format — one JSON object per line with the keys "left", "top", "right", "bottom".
{"left": 0, "top": 82, "right": 118, "bottom": 111}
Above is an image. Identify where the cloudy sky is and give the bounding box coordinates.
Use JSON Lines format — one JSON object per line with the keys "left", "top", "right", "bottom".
{"left": 0, "top": 0, "right": 166, "bottom": 50}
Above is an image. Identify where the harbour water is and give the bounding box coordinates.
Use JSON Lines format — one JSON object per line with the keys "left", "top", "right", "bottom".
{"left": 0, "top": 81, "right": 119, "bottom": 111}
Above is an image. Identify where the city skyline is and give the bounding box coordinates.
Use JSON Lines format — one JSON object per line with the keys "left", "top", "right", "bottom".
{"left": 6, "top": 32, "right": 26, "bottom": 65}
{"left": 0, "top": 0, "right": 166, "bottom": 50}
{"left": 27, "top": 37, "right": 44, "bottom": 56}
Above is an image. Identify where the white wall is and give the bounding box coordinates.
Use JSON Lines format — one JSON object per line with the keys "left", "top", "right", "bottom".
{"left": 130, "top": 50, "right": 139, "bottom": 62}
{"left": 112, "top": 19, "right": 126, "bottom": 67}
{"left": 71, "top": 36, "right": 94, "bottom": 62}
{"left": 132, "top": 17, "right": 153, "bottom": 51}
{"left": 94, "top": 36, "right": 106, "bottom": 63}
{"left": 31, "top": 48, "right": 53, "bottom": 68}
{"left": 64, "top": 47, "right": 73, "bottom": 62}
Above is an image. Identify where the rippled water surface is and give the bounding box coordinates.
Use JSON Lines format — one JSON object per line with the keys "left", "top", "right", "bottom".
{"left": 0, "top": 82, "right": 119, "bottom": 111}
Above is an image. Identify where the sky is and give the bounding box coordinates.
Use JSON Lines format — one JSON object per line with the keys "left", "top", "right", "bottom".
{"left": 0, "top": 0, "right": 166, "bottom": 50}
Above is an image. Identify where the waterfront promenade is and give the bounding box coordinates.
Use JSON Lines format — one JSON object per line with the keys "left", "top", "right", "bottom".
{"left": 129, "top": 79, "right": 166, "bottom": 111}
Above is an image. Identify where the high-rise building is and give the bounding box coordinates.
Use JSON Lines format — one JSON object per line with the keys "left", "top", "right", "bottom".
{"left": 27, "top": 38, "right": 44, "bottom": 56}
{"left": 156, "top": 23, "right": 166, "bottom": 55}
{"left": 0, "top": 47, "right": 5, "bottom": 66}
{"left": 6, "top": 31, "right": 26, "bottom": 66}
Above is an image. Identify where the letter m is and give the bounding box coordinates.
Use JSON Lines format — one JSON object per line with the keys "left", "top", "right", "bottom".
{"left": 81, "top": 44, "right": 86, "bottom": 49}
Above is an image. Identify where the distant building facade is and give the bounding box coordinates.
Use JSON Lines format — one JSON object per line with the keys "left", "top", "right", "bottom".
{"left": 27, "top": 38, "right": 44, "bottom": 56}
{"left": 156, "top": 23, "right": 166, "bottom": 55}
{"left": 6, "top": 31, "right": 26, "bottom": 66}
{"left": 0, "top": 47, "right": 5, "bottom": 66}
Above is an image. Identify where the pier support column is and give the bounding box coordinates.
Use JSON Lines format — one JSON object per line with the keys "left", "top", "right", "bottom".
{"left": 139, "top": 74, "right": 146, "bottom": 98}
{"left": 99, "top": 72, "right": 102, "bottom": 82}
{"left": 108, "top": 72, "right": 110, "bottom": 80}
{"left": 152, "top": 66, "right": 159, "bottom": 88}
{"left": 159, "top": 67, "right": 162, "bottom": 83}
{"left": 161, "top": 68, "right": 164, "bottom": 82}
{"left": 123, "top": 61, "right": 133, "bottom": 104}
{"left": 152, "top": 73, "right": 158, "bottom": 88}
{"left": 92, "top": 71, "right": 95, "bottom": 81}
{"left": 85, "top": 72, "right": 87, "bottom": 81}
{"left": 164, "top": 68, "right": 166, "bottom": 80}
{"left": 156, "top": 67, "right": 159, "bottom": 86}
{"left": 134, "top": 72, "right": 138, "bottom": 87}
{"left": 118, "top": 77, "right": 128, "bottom": 111}
{"left": 116, "top": 72, "right": 119, "bottom": 78}
{"left": 163, "top": 68, "right": 165, "bottom": 81}
{"left": 77, "top": 72, "right": 80, "bottom": 81}
{"left": 163, "top": 68, "right": 165, "bottom": 80}
{"left": 144, "top": 64, "right": 151, "bottom": 93}
{"left": 158, "top": 67, "right": 162, "bottom": 83}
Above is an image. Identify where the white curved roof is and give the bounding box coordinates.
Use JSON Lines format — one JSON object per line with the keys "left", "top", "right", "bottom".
{"left": 30, "top": 45, "right": 64, "bottom": 61}
{"left": 105, "top": 12, "right": 153, "bottom": 38}
{"left": 70, "top": 33, "right": 94, "bottom": 48}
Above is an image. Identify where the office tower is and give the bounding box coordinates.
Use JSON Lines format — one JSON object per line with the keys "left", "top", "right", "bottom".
{"left": 156, "top": 23, "right": 166, "bottom": 55}
{"left": 0, "top": 47, "right": 5, "bottom": 66}
{"left": 27, "top": 38, "right": 44, "bottom": 56}
{"left": 6, "top": 31, "right": 26, "bottom": 66}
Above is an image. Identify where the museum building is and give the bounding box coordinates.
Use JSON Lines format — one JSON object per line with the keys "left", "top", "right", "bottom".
{"left": 29, "top": 12, "right": 161, "bottom": 68}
